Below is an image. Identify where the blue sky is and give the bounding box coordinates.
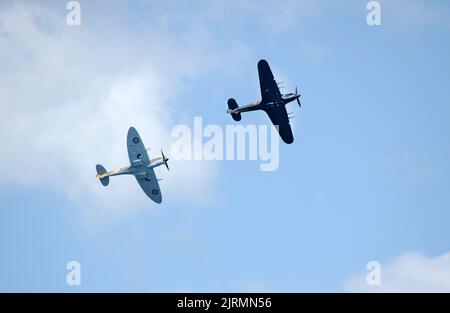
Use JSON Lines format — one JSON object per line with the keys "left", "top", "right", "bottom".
{"left": 1, "top": 0, "right": 450, "bottom": 292}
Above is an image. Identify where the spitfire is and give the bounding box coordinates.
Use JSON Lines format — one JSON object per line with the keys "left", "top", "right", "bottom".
{"left": 95, "top": 127, "right": 169, "bottom": 204}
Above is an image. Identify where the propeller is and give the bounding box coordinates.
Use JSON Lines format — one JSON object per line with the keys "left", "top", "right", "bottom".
{"left": 296, "top": 86, "right": 301, "bottom": 107}
{"left": 161, "top": 150, "right": 169, "bottom": 171}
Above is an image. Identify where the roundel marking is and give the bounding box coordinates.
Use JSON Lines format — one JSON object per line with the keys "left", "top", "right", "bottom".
{"left": 136, "top": 153, "right": 142, "bottom": 159}
{"left": 152, "top": 189, "right": 159, "bottom": 195}
{"left": 132, "top": 137, "right": 139, "bottom": 144}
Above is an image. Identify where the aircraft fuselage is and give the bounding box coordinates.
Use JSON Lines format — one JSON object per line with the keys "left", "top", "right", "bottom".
{"left": 100, "top": 158, "right": 165, "bottom": 178}
{"left": 228, "top": 93, "right": 299, "bottom": 114}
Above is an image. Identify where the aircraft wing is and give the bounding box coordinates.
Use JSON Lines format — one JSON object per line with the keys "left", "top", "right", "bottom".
{"left": 127, "top": 127, "right": 150, "bottom": 165}
{"left": 264, "top": 106, "right": 294, "bottom": 144}
{"left": 135, "top": 168, "right": 162, "bottom": 204}
{"left": 258, "top": 59, "right": 282, "bottom": 103}
{"left": 127, "top": 127, "right": 162, "bottom": 203}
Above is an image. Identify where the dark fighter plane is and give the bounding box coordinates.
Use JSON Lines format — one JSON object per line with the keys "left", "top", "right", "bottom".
{"left": 227, "top": 59, "right": 301, "bottom": 144}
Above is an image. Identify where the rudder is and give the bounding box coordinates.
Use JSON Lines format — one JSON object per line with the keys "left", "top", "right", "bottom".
{"left": 96, "top": 164, "right": 110, "bottom": 186}
{"left": 227, "top": 98, "right": 241, "bottom": 121}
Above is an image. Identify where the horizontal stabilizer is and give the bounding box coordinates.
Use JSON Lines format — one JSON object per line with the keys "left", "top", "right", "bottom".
{"left": 96, "top": 164, "right": 110, "bottom": 186}
{"left": 227, "top": 98, "right": 241, "bottom": 121}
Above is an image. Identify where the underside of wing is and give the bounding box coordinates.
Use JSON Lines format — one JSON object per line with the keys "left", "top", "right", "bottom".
{"left": 135, "top": 168, "right": 162, "bottom": 203}
{"left": 264, "top": 106, "right": 294, "bottom": 144}
{"left": 258, "top": 59, "right": 282, "bottom": 103}
{"left": 127, "top": 127, "right": 150, "bottom": 166}
{"left": 127, "top": 127, "right": 162, "bottom": 203}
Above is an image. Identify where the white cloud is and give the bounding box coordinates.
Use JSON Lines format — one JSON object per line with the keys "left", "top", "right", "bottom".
{"left": 345, "top": 251, "right": 450, "bottom": 292}
{"left": 0, "top": 2, "right": 225, "bottom": 230}
{"left": 0, "top": 0, "right": 330, "bottom": 231}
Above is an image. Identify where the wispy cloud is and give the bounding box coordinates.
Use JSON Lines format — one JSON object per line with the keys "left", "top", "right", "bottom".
{"left": 345, "top": 251, "right": 450, "bottom": 292}
{"left": 0, "top": 0, "right": 331, "bottom": 232}
{"left": 0, "top": 2, "right": 226, "bottom": 230}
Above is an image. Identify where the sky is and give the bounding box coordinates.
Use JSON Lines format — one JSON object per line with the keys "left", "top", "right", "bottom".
{"left": 1, "top": 0, "right": 450, "bottom": 292}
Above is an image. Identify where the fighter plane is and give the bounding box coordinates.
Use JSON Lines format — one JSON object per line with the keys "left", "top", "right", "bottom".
{"left": 95, "top": 127, "right": 169, "bottom": 204}
{"left": 227, "top": 59, "right": 301, "bottom": 144}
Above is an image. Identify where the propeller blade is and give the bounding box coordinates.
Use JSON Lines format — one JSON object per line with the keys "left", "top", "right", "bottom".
{"left": 161, "top": 150, "right": 169, "bottom": 171}
{"left": 296, "top": 86, "right": 301, "bottom": 107}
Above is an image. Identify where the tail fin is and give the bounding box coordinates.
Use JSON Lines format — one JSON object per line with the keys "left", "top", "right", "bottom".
{"left": 96, "top": 164, "right": 110, "bottom": 186}
{"left": 227, "top": 98, "right": 242, "bottom": 121}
